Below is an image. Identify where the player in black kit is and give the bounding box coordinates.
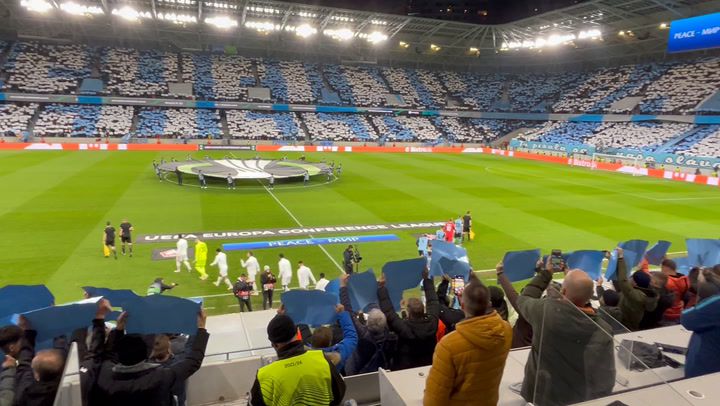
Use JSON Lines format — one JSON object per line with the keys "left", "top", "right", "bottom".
{"left": 104, "top": 221, "right": 117, "bottom": 260}
{"left": 120, "top": 219, "right": 134, "bottom": 257}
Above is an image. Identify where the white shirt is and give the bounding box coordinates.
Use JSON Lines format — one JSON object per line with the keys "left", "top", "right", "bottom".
{"left": 176, "top": 238, "right": 188, "bottom": 259}
{"left": 241, "top": 255, "right": 260, "bottom": 277}
{"left": 297, "top": 265, "right": 316, "bottom": 289}
{"left": 315, "top": 278, "right": 329, "bottom": 291}
{"left": 210, "top": 252, "right": 228, "bottom": 275}
{"left": 278, "top": 258, "right": 293, "bottom": 285}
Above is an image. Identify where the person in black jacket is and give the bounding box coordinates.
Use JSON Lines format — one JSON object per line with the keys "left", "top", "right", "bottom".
{"left": 233, "top": 275, "right": 253, "bottom": 312}
{"left": 496, "top": 262, "right": 533, "bottom": 348}
{"left": 12, "top": 315, "right": 69, "bottom": 406}
{"left": 338, "top": 275, "right": 397, "bottom": 375}
{"left": 260, "top": 267, "right": 277, "bottom": 310}
{"left": 377, "top": 270, "right": 439, "bottom": 370}
{"left": 436, "top": 275, "right": 465, "bottom": 332}
{"left": 92, "top": 309, "right": 209, "bottom": 406}
{"left": 640, "top": 271, "right": 675, "bottom": 330}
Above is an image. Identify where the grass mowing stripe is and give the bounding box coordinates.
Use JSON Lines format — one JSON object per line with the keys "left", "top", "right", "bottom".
{"left": 258, "top": 180, "right": 344, "bottom": 273}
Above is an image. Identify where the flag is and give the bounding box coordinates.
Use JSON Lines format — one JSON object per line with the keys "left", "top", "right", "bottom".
{"left": 469, "top": 230, "right": 476, "bottom": 241}
{"left": 103, "top": 245, "right": 110, "bottom": 257}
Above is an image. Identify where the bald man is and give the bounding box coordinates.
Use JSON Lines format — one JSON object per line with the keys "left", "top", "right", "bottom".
{"left": 14, "top": 331, "right": 66, "bottom": 406}
{"left": 515, "top": 256, "right": 615, "bottom": 406}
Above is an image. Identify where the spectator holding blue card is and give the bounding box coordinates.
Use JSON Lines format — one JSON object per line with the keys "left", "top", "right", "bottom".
{"left": 616, "top": 247, "right": 659, "bottom": 331}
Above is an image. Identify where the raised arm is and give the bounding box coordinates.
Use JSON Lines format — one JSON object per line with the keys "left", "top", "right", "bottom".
{"left": 496, "top": 262, "right": 521, "bottom": 312}
{"left": 517, "top": 265, "right": 553, "bottom": 327}
{"left": 423, "top": 274, "right": 440, "bottom": 319}
{"left": 167, "top": 310, "right": 210, "bottom": 384}
{"left": 377, "top": 280, "right": 413, "bottom": 338}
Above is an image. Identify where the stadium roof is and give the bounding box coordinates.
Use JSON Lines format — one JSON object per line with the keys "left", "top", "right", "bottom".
{"left": 2, "top": 0, "right": 719, "bottom": 68}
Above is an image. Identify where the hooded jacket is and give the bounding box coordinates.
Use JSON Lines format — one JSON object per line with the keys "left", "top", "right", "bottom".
{"left": 517, "top": 269, "right": 616, "bottom": 406}
{"left": 378, "top": 278, "right": 439, "bottom": 370}
{"left": 681, "top": 294, "right": 720, "bottom": 378}
{"left": 664, "top": 273, "right": 690, "bottom": 321}
{"left": 617, "top": 258, "right": 659, "bottom": 331}
{"left": 423, "top": 311, "right": 512, "bottom": 406}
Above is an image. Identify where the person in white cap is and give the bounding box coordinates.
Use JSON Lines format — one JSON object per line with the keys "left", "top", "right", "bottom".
{"left": 241, "top": 251, "right": 260, "bottom": 295}
{"left": 278, "top": 253, "right": 293, "bottom": 291}
{"left": 211, "top": 248, "right": 233, "bottom": 290}
{"left": 260, "top": 265, "right": 277, "bottom": 310}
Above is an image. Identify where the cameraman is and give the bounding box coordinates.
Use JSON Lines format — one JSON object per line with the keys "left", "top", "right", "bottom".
{"left": 343, "top": 245, "right": 355, "bottom": 274}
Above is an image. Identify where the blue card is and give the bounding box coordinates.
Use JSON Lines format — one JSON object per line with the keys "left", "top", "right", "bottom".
{"left": 82, "top": 287, "right": 142, "bottom": 308}
{"left": 645, "top": 241, "right": 672, "bottom": 266}
{"left": 123, "top": 295, "right": 201, "bottom": 335}
{"left": 0, "top": 285, "right": 54, "bottom": 319}
{"left": 347, "top": 270, "right": 379, "bottom": 312}
{"left": 429, "top": 240, "right": 471, "bottom": 279}
{"left": 566, "top": 250, "right": 606, "bottom": 280}
{"left": 281, "top": 290, "right": 339, "bottom": 327}
{"left": 383, "top": 257, "right": 427, "bottom": 310}
{"left": 23, "top": 303, "right": 98, "bottom": 345}
{"left": 686, "top": 239, "right": 720, "bottom": 267}
{"left": 503, "top": 249, "right": 541, "bottom": 282}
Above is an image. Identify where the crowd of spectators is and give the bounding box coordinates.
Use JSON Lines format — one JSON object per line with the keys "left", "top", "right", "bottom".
{"left": 33, "top": 104, "right": 133, "bottom": 138}
{"left": 674, "top": 125, "right": 720, "bottom": 157}
{"left": 101, "top": 48, "right": 178, "bottom": 98}
{"left": 0, "top": 103, "right": 37, "bottom": 135}
{"left": 302, "top": 112, "right": 377, "bottom": 142}
{"left": 3, "top": 42, "right": 91, "bottom": 94}
{"left": 179, "top": 53, "right": 256, "bottom": 100}
{"left": 226, "top": 111, "right": 306, "bottom": 141}
{"left": 135, "top": 107, "right": 221, "bottom": 139}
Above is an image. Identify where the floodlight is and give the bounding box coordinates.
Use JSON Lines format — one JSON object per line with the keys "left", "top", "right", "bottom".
{"left": 112, "top": 6, "right": 144, "bottom": 22}
{"left": 366, "top": 31, "right": 388, "bottom": 44}
{"left": 60, "top": 2, "right": 104, "bottom": 15}
{"left": 324, "top": 28, "right": 354, "bottom": 41}
{"left": 21, "top": 0, "right": 53, "bottom": 13}
{"left": 295, "top": 24, "right": 317, "bottom": 38}
{"left": 206, "top": 15, "right": 238, "bottom": 29}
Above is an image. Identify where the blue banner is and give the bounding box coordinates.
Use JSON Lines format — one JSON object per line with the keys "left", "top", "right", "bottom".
{"left": 224, "top": 234, "right": 400, "bottom": 251}
{"left": 668, "top": 12, "right": 720, "bottom": 53}
{"left": 509, "top": 140, "right": 595, "bottom": 155}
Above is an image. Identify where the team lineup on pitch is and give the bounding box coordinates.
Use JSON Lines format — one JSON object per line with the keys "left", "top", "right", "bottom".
{"left": 2, "top": 150, "right": 710, "bottom": 314}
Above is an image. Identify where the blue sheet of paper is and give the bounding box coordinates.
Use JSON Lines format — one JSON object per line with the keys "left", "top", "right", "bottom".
{"left": 23, "top": 303, "right": 98, "bottom": 345}
{"left": 383, "top": 257, "right": 427, "bottom": 310}
{"left": 82, "top": 287, "right": 142, "bottom": 308}
{"left": 686, "top": 239, "right": 720, "bottom": 267}
{"left": 325, "top": 278, "right": 340, "bottom": 297}
{"left": 566, "top": 250, "right": 606, "bottom": 280}
{"left": 605, "top": 240, "right": 649, "bottom": 280}
{"left": 0, "top": 285, "right": 54, "bottom": 319}
{"left": 645, "top": 241, "right": 672, "bottom": 265}
{"left": 347, "top": 270, "right": 378, "bottom": 312}
{"left": 503, "top": 249, "right": 541, "bottom": 282}
{"left": 605, "top": 250, "right": 619, "bottom": 280}
{"left": 429, "top": 240, "right": 471, "bottom": 279}
{"left": 281, "top": 290, "right": 339, "bottom": 327}
{"left": 123, "top": 295, "right": 201, "bottom": 335}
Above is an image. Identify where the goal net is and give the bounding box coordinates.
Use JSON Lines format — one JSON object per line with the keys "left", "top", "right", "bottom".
{"left": 570, "top": 152, "right": 644, "bottom": 176}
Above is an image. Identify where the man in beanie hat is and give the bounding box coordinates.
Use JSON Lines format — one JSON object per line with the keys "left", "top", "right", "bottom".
{"left": 93, "top": 309, "right": 209, "bottom": 406}
{"left": 250, "top": 313, "right": 346, "bottom": 406}
{"left": 616, "top": 248, "right": 659, "bottom": 331}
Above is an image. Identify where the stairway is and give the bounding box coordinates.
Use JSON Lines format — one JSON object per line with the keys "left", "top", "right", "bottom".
{"left": 25, "top": 104, "right": 43, "bottom": 138}
{"left": 220, "top": 110, "right": 231, "bottom": 139}
{"left": 492, "top": 127, "right": 532, "bottom": 147}
{"left": 296, "top": 112, "right": 312, "bottom": 143}
{"left": 129, "top": 107, "right": 139, "bottom": 135}
{"left": 655, "top": 126, "right": 708, "bottom": 154}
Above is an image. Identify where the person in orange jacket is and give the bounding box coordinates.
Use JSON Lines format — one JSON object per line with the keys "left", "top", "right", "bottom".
{"left": 423, "top": 273, "right": 512, "bottom": 406}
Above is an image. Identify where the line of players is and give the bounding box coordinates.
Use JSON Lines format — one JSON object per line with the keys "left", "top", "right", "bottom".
{"left": 416, "top": 211, "right": 473, "bottom": 257}
{"left": 173, "top": 234, "right": 319, "bottom": 293}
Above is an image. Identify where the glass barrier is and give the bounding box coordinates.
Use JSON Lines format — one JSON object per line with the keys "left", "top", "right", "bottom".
{"left": 53, "top": 342, "right": 81, "bottom": 406}
{"left": 529, "top": 270, "right": 693, "bottom": 406}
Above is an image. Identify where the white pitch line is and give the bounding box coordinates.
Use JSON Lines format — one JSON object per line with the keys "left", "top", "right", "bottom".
{"left": 259, "top": 182, "right": 345, "bottom": 273}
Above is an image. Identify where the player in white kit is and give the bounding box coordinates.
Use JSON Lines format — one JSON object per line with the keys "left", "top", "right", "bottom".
{"left": 241, "top": 251, "right": 260, "bottom": 294}
{"left": 174, "top": 234, "right": 192, "bottom": 273}
{"left": 211, "top": 248, "right": 233, "bottom": 290}
{"left": 278, "top": 253, "right": 293, "bottom": 291}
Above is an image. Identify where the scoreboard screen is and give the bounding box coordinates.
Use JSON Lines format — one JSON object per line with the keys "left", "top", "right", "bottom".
{"left": 667, "top": 12, "right": 720, "bottom": 53}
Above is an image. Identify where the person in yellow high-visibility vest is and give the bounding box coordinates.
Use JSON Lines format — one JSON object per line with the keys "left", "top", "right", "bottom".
{"left": 194, "top": 237, "right": 209, "bottom": 280}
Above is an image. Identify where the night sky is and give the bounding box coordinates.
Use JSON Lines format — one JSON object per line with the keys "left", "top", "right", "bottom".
{"left": 283, "top": 1, "right": 586, "bottom": 24}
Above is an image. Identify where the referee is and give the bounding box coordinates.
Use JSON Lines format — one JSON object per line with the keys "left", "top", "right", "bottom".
{"left": 103, "top": 221, "right": 117, "bottom": 260}
{"left": 120, "top": 219, "right": 134, "bottom": 257}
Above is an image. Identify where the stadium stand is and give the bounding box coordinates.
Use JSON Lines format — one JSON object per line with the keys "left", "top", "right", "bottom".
{"left": 226, "top": 110, "right": 305, "bottom": 140}
{"left": 302, "top": 112, "right": 377, "bottom": 141}
{"left": 371, "top": 115, "right": 442, "bottom": 142}
{"left": 589, "top": 122, "right": 694, "bottom": 152}
{"left": 257, "top": 60, "right": 316, "bottom": 104}
{"left": 675, "top": 125, "right": 720, "bottom": 157}
{"left": 439, "top": 71, "right": 503, "bottom": 111}
{"left": 33, "top": 104, "right": 133, "bottom": 138}
{"left": 180, "top": 53, "right": 256, "bottom": 100}
{"left": 639, "top": 57, "right": 720, "bottom": 114}
{"left": 136, "top": 107, "right": 221, "bottom": 139}
{"left": 0, "top": 103, "right": 37, "bottom": 134}
{"left": 101, "top": 47, "right": 178, "bottom": 97}
{"left": 3, "top": 42, "right": 91, "bottom": 94}
{"left": 381, "top": 67, "right": 419, "bottom": 107}
{"left": 323, "top": 64, "right": 390, "bottom": 107}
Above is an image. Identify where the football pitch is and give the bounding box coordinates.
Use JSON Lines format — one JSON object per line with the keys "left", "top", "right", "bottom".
{"left": 1, "top": 150, "right": 719, "bottom": 315}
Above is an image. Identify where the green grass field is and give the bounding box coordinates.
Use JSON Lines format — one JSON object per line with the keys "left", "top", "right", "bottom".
{"left": 1, "top": 150, "right": 719, "bottom": 315}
